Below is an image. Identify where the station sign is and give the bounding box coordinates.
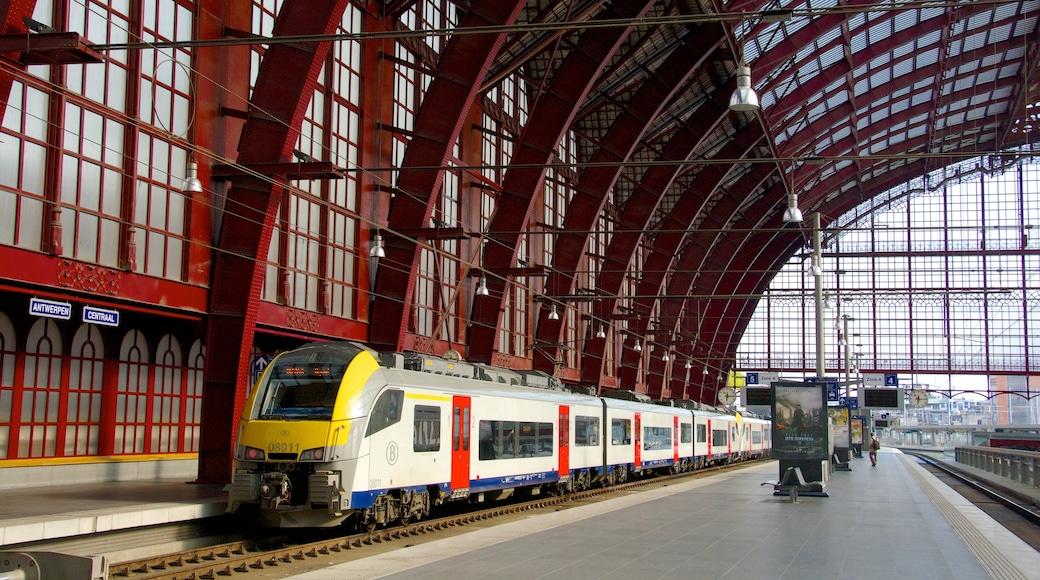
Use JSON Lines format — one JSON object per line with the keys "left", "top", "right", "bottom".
{"left": 863, "top": 373, "right": 884, "bottom": 387}
{"left": 806, "top": 377, "right": 840, "bottom": 402}
{"left": 82, "top": 306, "right": 120, "bottom": 327}
{"left": 251, "top": 353, "right": 276, "bottom": 388}
{"left": 29, "top": 297, "right": 72, "bottom": 320}
{"left": 884, "top": 373, "right": 899, "bottom": 386}
{"left": 744, "top": 371, "right": 779, "bottom": 385}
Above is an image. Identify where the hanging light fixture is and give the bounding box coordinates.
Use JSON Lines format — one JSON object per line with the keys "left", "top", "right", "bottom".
{"left": 662, "top": 351, "right": 670, "bottom": 362}
{"left": 596, "top": 324, "right": 606, "bottom": 339}
{"left": 782, "top": 192, "right": 803, "bottom": 223}
{"left": 475, "top": 274, "right": 490, "bottom": 296}
{"left": 685, "top": 359, "right": 692, "bottom": 370}
{"left": 548, "top": 303, "right": 560, "bottom": 321}
{"left": 181, "top": 158, "right": 203, "bottom": 193}
{"left": 703, "top": 365, "right": 709, "bottom": 375}
{"left": 728, "top": 20, "right": 760, "bottom": 113}
{"left": 729, "top": 59, "right": 760, "bottom": 112}
{"left": 634, "top": 340, "right": 642, "bottom": 352}
{"left": 370, "top": 232, "right": 386, "bottom": 258}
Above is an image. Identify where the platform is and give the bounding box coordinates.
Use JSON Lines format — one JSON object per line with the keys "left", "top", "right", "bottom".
{"left": 283, "top": 449, "right": 1040, "bottom": 579}
{"left": 0, "top": 478, "right": 227, "bottom": 549}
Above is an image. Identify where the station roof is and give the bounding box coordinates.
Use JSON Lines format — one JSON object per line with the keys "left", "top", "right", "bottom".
{"left": 365, "top": 1, "right": 1039, "bottom": 402}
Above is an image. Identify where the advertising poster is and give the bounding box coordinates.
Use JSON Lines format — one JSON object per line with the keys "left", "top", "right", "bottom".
{"left": 851, "top": 417, "right": 864, "bottom": 445}
{"left": 828, "top": 406, "right": 850, "bottom": 448}
{"left": 771, "top": 381, "right": 827, "bottom": 460}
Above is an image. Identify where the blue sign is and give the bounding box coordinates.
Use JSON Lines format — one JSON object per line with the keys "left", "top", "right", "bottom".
{"left": 250, "top": 354, "right": 276, "bottom": 388}
{"left": 29, "top": 297, "right": 72, "bottom": 320}
{"left": 884, "top": 373, "right": 898, "bottom": 386}
{"left": 839, "top": 396, "right": 859, "bottom": 409}
{"left": 806, "top": 377, "right": 840, "bottom": 402}
{"left": 746, "top": 372, "right": 759, "bottom": 384}
{"left": 82, "top": 306, "right": 119, "bottom": 327}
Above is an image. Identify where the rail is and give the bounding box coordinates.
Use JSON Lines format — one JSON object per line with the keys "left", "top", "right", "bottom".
{"left": 955, "top": 445, "right": 1040, "bottom": 489}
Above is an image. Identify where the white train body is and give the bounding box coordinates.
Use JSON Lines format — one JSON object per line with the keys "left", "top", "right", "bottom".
{"left": 228, "top": 342, "right": 770, "bottom": 527}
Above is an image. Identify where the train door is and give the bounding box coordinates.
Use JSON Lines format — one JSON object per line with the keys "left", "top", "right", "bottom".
{"left": 673, "top": 416, "right": 679, "bottom": 465}
{"left": 558, "top": 406, "right": 570, "bottom": 481}
{"left": 706, "top": 419, "right": 712, "bottom": 458}
{"left": 451, "top": 396, "right": 471, "bottom": 491}
{"left": 634, "top": 413, "right": 642, "bottom": 469}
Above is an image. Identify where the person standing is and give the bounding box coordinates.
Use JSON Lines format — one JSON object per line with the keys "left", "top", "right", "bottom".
{"left": 868, "top": 433, "right": 880, "bottom": 466}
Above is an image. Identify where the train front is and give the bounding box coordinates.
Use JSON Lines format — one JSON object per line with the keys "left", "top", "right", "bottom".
{"left": 227, "top": 341, "right": 382, "bottom": 527}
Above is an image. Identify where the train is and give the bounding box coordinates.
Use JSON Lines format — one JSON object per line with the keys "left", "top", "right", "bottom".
{"left": 227, "top": 341, "right": 771, "bottom": 527}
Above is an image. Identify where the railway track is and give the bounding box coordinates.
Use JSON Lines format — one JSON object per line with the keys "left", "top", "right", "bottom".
{"left": 902, "top": 450, "right": 1040, "bottom": 551}
{"left": 106, "top": 459, "right": 767, "bottom": 580}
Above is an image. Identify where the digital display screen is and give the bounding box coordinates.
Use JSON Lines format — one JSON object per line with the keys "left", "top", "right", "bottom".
{"left": 743, "top": 387, "right": 772, "bottom": 406}
{"left": 874, "top": 419, "right": 889, "bottom": 428}
{"left": 862, "top": 388, "right": 901, "bottom": 409}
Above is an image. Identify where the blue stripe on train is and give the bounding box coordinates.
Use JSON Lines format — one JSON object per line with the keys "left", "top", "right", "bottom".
{"left": 348, "top": 458, "right": 700, "bottom": 509}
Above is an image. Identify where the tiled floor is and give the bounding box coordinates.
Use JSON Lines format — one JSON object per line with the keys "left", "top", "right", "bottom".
{"left": 284, "top": 449, "right": 1040, "bottom": 580}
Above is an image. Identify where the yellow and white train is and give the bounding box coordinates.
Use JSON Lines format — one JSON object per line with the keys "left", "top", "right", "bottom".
{"left": 227, "top": 341, "right": 770, "bottom": 527}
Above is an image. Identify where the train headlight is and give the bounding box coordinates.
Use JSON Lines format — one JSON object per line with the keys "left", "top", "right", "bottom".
{"left": 299, "top": 447, "right": 325, "bottom": 461}
{"left": 244, "top": 446, "right": 265, "bottom": 461}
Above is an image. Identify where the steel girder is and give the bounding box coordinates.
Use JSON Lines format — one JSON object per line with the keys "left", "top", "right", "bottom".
{"left": 468, "top": 0, "right": 656, "bottom": 363}
{"left": 657, "top": 162, "right": 774, "bottom": 400}
{"left": 367, "top": 0, "right": 526, "bottom": 352}
{"left": 197, "top": 0, "right": 350, "bottom": 484}
{"left": 0, "top": 0, "right": 35, "bottom": 124}
{"left": 611, "top": 106, "right": 762, "bottom": 389}
{"left": 637, "top": 135, "right": 770, "bottom": 397}
{"left": 530, "top": 27, "right": 725, "bottom": 376}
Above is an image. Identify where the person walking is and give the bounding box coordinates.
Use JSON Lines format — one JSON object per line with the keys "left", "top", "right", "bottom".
{"left": 868, "top": 433, "right": 880, "bottom": 466}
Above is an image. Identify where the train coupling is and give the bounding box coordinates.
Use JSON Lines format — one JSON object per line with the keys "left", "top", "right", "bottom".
{"left": 258, "top": 472, "right": 291, "bottom": 508}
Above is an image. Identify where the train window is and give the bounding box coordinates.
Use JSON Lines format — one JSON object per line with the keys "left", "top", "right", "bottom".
{"left": 257, "top": 372, "right": 340, "bottom": 420}
{"left": 752, "top": 430, "right": 762, "bottom": 444}
{"left": 365, "top": 389, "right": 404, "bottom": 437}
{"left": 696, "top": 424, "right": 707, "bottom": 443}
{"left": 574, "top": 416, "right": 600, "bottom": 446}
{"left": 536, "top": 422, "right": 554, "bottom": 456}
{"left": 413, "top": 405, "right": 441, "bottom": 452}
{"left": 453, "top": 407, "right": 461, "bottom": 451}
{"left": 712, "top": 429, "right": 727, "bottom": 446}
{"left": 479, "top": 420, "right": 553, "bottom": 460}
{"left": 611, "top": 419, "right": 631, "bottom": 445}
{"left": 680, "top": 423, "right": 692, "bottom": 444}
{"left": 643, "top": 426, "right": 670, "bottom": 450}
{"left": 462, "top": 407, "right": 470, "bottom": 451}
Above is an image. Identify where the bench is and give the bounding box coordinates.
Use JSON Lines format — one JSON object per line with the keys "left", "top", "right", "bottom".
{"left": 761, "top": 466, "right": 827, "bottom": 502}
{"left": 831, "top": 453, "right": 851, "bottom": 471}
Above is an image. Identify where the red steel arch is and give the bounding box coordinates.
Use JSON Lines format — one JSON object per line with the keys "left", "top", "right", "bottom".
{"left": 197, "top": 0, "right": 350, "bottom": 483}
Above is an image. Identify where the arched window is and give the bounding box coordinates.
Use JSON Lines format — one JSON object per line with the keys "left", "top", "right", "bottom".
{"left": 20, "top": 318, "right": 63, "bottom": 457}
{"left": 67, "top": 324, "right": 105, "bottom": 456}
{"left": 184, "top": 339, "right": 205, "bottom": 452}
{"left": 116, "top": 330, "right": 149, "bottom": 454}
{"left": 0, "top": 313, "right": 17, "bottom": 457}
{"left": 152, "top": 334, "right": 182, "bottom": 452}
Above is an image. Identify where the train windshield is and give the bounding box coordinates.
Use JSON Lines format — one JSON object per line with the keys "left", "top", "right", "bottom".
{"left": 254, "top": 342, "right": 368, "bottom": 420}
{"left": 257, "top": 362, "right": 347, "bottom": 420}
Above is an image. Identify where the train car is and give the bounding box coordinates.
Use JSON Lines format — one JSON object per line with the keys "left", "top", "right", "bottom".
{"left": 228, "top": 341, "right": 768, "bottom": 528}
{"left": 744, "top": 415, "right": 772, "bottom": 459}
{"left": 704, "top": 412, "right": 734, "bottom": 465}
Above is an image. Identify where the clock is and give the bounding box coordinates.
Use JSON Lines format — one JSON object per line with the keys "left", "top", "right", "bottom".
{"left": 717, "top": 386, "right": 737, "bottom": 406}
{"left": 909, "top": 389, "right": 929, "bottom": 408}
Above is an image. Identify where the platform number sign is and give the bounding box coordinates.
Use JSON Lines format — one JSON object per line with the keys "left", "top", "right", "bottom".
{"left": 746, "top": 372, "right": 759, "bottom": 385}
{"left": 884, "top": 374, "right": 898, "bottom": 386}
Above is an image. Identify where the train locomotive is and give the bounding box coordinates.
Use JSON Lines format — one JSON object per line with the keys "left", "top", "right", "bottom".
{"left": 227, "top": 341, "right": 771, "bottom": 528}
